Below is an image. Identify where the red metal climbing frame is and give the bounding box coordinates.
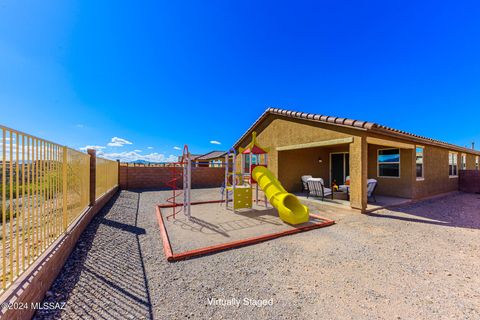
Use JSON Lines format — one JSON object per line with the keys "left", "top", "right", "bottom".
{"left": 165, "top": 162, "right": 183, "bottom": 219}
{"left": 165, "top": 145, "right": 190, "bottom": 220}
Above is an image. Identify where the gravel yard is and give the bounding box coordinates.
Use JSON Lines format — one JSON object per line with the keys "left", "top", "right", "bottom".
{"left": 35, "top": 189, "right": 480, "bottom": 319}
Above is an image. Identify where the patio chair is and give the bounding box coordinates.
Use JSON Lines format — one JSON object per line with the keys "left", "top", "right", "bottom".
{"left": 301, "top": 175, "right": 313, "bottom": 192}
{"left": 306, "top": 178, "right": 332, "bottom": 201}
{"left": 367, "top": 179, "right": 378, "bottom": 202}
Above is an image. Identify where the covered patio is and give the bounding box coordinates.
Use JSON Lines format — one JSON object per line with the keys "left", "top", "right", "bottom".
{"left": 277, "top": 136, "right": 417, "bottom": 212}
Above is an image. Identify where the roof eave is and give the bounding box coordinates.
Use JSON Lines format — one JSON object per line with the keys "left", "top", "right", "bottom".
{"left": 232, "top": 107, "right": 370, "bottom": 149}
{"left": 232, "top": 107, "right": 480, "bottom": 156}
{"left": 371, "top": 127, "right": 480, "bottom": 155}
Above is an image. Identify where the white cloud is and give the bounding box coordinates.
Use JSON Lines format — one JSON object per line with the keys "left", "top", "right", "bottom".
{"left": 173, "top": 146, "right": 181, "bottom": 150}
{"left": 107, "top": 137, "right": 132, "bottom": 147}
{"left": 210, "top": 140, "right": 221, "bottom": 145}
{"left": 134, "top": 149, "right": 142, "bottom": 153}
{"left": 79, "top": 145, "right": 105, "bottom": 151}
{"left": 147, "top": 146, "right": 153, "bottom": 149}
{"left": 75, "top": 124, "right": 84, "bottom": 128}
{"left": 100, "top": 151, "right": 177, "bottom": 163}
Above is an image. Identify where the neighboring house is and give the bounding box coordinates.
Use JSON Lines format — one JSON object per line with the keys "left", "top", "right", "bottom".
{"left": 177, "top": 151, "right": 227, "bottom": 167}
{"left": 195, "top": 151, "right": 227, "bottom": 167}
{"left": 178, "top": 154, "right": 202, "bottom": 164}
{"left": 233, "top": 108, "right": 480, "bottom": 212}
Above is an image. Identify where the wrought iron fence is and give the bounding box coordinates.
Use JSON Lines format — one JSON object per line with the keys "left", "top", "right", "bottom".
{"left": 0, "top": 125, "right": 117, "bottom": 291}
{"left": 96, "top": 157, "right": 118, "bottom": 199}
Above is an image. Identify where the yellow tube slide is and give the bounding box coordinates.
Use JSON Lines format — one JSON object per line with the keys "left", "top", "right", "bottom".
{"left": 252, "top": 166, "right": 309, "bottom": 225}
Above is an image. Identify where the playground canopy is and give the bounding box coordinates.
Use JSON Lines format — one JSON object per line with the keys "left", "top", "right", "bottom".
{"left": 239, "top": 132, "right": 269, "bottom": 155}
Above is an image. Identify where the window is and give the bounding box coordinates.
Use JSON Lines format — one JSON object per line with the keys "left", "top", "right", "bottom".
{"left": 243, "top": 154, "right": 259, "bottom": 172}
{"left": 476, "top": 156, "right": 479, "bottom": 170}
{"left": 449, "top": 152, "right": 458, "bottom": 177}
{"left": 209, "top": 160, "right": 221, "bottom": 167}
{"left": 416, "top": 146, "right": 424, "bottom": 180}
{"left": 251, "top": 154, "right": 259, "bottom": 165}
{"left": 378, "top": 149, "right": 400, "bottom": 177}
{"left": 243, "top": 155, "right": 250, "bottom": 173}
{"left": 461, "top": 154, "right": 467, "bottom": 170}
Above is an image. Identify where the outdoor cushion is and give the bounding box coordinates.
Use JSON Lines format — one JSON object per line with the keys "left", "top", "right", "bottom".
{"left": 301, "top": 175, "right": 313, "bottom": 182}
{"left": 367, "top": 179, "right": 378, "bottom": 197}
{"left": 323, "top": 187, "right": 333, "bottom": 196}
{"left": 308, "top": 177, "right": 324, "bottom": 185}
{"left": 307, "top": 179, "right": 331, "bottom": 198}
{"left": 301, "top": 175, "right": 313, "bottom": 191}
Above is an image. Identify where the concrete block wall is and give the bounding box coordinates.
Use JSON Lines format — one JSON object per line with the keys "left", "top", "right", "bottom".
{"left": 119, "top": 166, "right": 225, "bottom": 189}
{"left": 459, "top": 170, "right": 480, "bottom": 193}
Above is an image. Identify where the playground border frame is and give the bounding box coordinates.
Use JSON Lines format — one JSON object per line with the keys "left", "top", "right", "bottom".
{"left": 155, "top": 201, "right": 335, "bottom": 262}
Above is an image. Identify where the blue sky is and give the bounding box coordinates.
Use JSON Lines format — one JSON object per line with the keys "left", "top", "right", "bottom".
{"left": 1, "top": 1, "right": 479, "bottom": 162}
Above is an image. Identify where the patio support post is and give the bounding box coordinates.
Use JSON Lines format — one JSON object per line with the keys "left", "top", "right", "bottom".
{"left": 349, "top": 136, "right": 368, "bottom": 212}
{"left": 116, "top": 159, "right": 121, "bottom": 190}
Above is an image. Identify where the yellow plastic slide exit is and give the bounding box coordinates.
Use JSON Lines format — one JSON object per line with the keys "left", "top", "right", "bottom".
{"left": 252, "top": 166, "right": 309, "bottom": 225}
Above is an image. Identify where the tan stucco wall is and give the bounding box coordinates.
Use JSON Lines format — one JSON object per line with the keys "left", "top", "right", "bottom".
{"left": 277, "top": 144, "right": 350, "bottom": 191}
{"left": 236, "top": 115, "right": 365, "bottom": 178}
{"left": 412, "top": 145, "right": 460, "bottom": 199}
{"left": 235, "top": 116, "right": 369, "bottom": 210}
{"left": 466, "top": 154, "right": 476, "bottom": 170}
{"left": 278, "top": 147, "right": 329, "bottom": 191}
{"left": 235, "top": 114, "right": 480, "bottom": 209}
{"left": 367, "top": 144, "right": 415, "bottom": 198}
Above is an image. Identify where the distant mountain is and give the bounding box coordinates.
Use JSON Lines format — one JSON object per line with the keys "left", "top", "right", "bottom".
{"left": 130, "top": 159, "right": 154, "bottom": 164}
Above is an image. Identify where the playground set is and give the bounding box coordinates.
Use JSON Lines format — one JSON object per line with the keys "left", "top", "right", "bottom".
{"left": 156, "top": 132, "right": 335, "bottom": 261}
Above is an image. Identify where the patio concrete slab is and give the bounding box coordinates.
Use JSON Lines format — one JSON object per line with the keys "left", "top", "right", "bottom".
{"left": 296, "top": 192, "right": 412, "bottom": 212}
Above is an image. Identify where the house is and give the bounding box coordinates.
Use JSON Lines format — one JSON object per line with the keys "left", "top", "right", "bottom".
{"left": 177, "top": 154, "right": 202, "bottom": 164}
{"left": 233, "top": 108, "right": 480, "bottom": 212}
{"left": 178, "top": 151, "right": 227, "bottom": 167}
{"left": 195, "top": 151, "right": 227, "bottom": 167}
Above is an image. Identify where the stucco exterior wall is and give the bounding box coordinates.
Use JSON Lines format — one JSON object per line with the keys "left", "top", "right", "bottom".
{"left": 412, "top": 145, "right": 460, "bottom": 199}
{"left": 278, "top": 147, "right": 329, "bottom": 191}
{"left": 236, "top": 116, "right": 364, "bottom": 177}
{"left": 367, "top": 144, "right": 415, "bottom": 198}
{"left": 234, "top": 114, "right": 480, "bottom": 209}
{"left": 466, "top": 154, "right": 476, "bottom": 170}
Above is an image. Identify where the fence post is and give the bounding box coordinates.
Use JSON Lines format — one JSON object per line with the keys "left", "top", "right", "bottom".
{"left": 88, "top": 149, "right": 96, "bottom": 206}
{"left": 62, "top": 146, "right": 68, "bottom": 231}
{"left": 116, "top": 160, "right": 120, "bottom": 189}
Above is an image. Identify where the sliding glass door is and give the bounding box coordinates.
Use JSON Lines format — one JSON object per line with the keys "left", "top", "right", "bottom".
{"left": 330, "top": 153, "right": 350, "bottom": 185}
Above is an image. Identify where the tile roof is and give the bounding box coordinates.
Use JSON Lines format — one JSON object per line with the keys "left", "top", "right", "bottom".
{"left": 195, "top": 151, "right": 227, "bottom": 160}
{"left": 233, "top": 107, "right": 480, "bottom": 155}
{"left": 177, "top": 154, "right": 202, "bottom": 162}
